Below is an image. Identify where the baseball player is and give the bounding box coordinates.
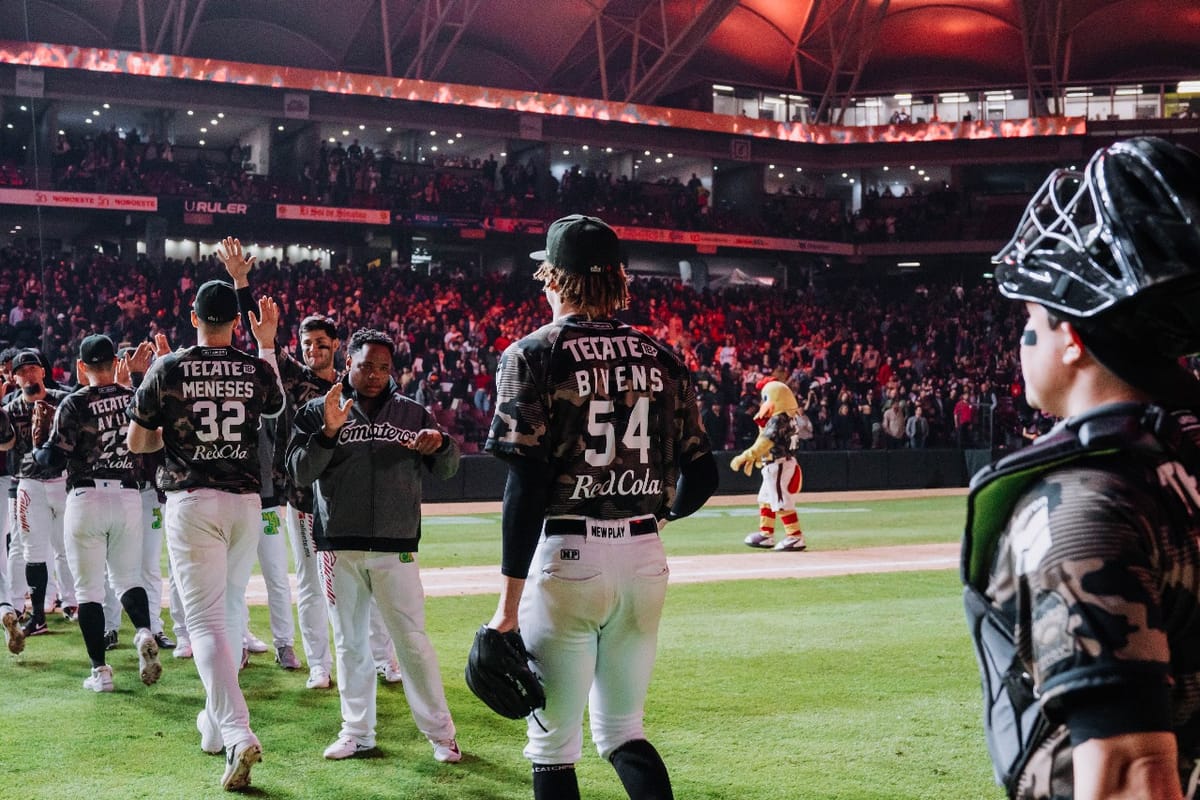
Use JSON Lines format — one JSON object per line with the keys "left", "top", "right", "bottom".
{"left": 218, "top": 238, "right": 404, "bottom": 687}
{"left": 734, "top": 380, "right": 807, "bottom": 551}
{"left": 965, "top": 137, "right": 1200, "bottom": 799}
{"left": 102, "top": 351, "right": 175, "bottom": 653}
{"left": 287, "top": 328, "right": 462, "bottom": 764}
{"left": 484, "top": 215, "right": 718, "bottom": 800}
{"left": 5, "top": 348, "right": 76, "bottom": 638}
{"left": 0, "top": 403, "right": 20, "bottom": 653}
{"left": 33, "top": 335, "right": 163, "bottom": 691}
{"left": 127, "top": 278, "right": 284, "bottom": 792}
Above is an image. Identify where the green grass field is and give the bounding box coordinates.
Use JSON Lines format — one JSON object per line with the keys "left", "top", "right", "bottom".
{"left": 0, "top": 495, "right": 1003, "bottom": 799}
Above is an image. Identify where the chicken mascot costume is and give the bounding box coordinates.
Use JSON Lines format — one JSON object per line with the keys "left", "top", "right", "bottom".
{"left": 731, "top": 380, "right": 806, "bottom": 551}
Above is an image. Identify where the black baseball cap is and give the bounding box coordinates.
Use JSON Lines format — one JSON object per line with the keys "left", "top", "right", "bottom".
{"left": 193, "top": 280, "right": 239, "bottom": 324}
{"left": 11, "top": 349, "right": 42, "bottom": 370}
{"left": 79, "top": 334, "right": 117, "bottom": 365}
{"left": 530, "top": 215, "right": 621, "bottom": 275}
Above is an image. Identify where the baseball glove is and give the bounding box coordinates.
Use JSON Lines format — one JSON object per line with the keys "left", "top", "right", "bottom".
{"left": 30, "top": 400, "right": 55, "bottom": 447}
{"left": 464, "top": 625, "right": 545, "bottom": 719}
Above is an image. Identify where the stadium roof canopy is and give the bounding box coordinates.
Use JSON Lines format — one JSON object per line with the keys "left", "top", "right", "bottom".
{"left": 6, "top": 0, "right": 1199, "bottom": 119}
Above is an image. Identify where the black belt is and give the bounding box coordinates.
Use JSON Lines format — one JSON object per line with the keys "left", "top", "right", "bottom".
{"left": 544, "top": 517, "right": 659, "bottom": 537}
{"left": 73, "top": 478, "right": 140, "bottom": 490}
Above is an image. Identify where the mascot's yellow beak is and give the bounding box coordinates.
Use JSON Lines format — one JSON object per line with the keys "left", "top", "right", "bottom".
{"left": 756, "top": 381, "right": 799, "bottom": 422}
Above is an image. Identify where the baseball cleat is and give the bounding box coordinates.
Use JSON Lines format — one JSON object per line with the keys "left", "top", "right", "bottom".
{"left": 376, "top": 658, "right": 403, "bottom": 684}
{"left": 197, "top": 710, "right": 223, "bottom": 754}
{"left": 220, "top": 740, "right": 262, "bottom": 791}
{"left": 22, "top": 618, "right": 48, "bottom": 638}
{"left": 244, "top": 632, "right": 269, "bottom": 654}
{"left": 306, "top": 665, "right": 332, "bottom": 690}
{"left": 83, "top": 665, "right": 114, "bottom": 693}
{"left": 743, "top": 532, "right": 775, "bottom": 548}
{"left": 104, "top": 630, "right": 119, "bottom": 651}
{"left": 275, "top": 644, "right": 302, "bottom": 671}
{"left": 323, "top": 735, "right": 375, "bottom": 760}
{"left": 154, "top": 632, "right": 176, "bottom": 650}
{"left": 174, "top": 641, "right": 194, "bottom": 659}
{"left": 239, "top": 647, "right": 250, "bottom": 671}
{"left": 135, "top": 628, "right": 162, "bottom": 685}
{"left": 62, "top": 605, "right": 79, "bottom": 623}
{"left": 4, "top": 610, "right": 26, "bottom": 654}
{"left": 432, "top": 738, "right": 462, "bottom": 764}
{"left": 774, "top": 535, "right": 807, "bottom": 552}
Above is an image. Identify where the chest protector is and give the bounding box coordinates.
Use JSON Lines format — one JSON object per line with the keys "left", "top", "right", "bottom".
{"left": 962, "top": 402, "right": 1196, "bottom": 796}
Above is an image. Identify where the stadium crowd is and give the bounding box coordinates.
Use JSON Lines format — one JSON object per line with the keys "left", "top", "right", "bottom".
{"left": 41, "top": 127, "right": 981, "bottom": 244}
{"left": 0, "top": 244, "right": 1083, "bottom": 455}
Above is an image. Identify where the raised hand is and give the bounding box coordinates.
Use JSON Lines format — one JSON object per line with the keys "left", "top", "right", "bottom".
{"left": 249, "top": 295, "right": 280, "bottom": 349}
{"left": 153, "top": 333, "right": 172, "bottom": 358}
{"left": 216, "top": 236, "right": 255, "bottom": 287}
{"left": 322, "top": 383, "right": 354, "bottom": 438}
{"left": 126, "top": 341, "right": 154, "bottom": 373}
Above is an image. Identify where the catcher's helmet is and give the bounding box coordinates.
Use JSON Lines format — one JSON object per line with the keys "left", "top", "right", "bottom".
{"left": 993, "top": 136, "right": 1200, "bottom": 358}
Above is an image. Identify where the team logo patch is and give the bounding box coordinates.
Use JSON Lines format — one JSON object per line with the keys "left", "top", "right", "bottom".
{"left": 560, "top": 548, "right": 580, "bottom": 561}
{"left": 399, "top": 552, "right": 414, "bottom": 563}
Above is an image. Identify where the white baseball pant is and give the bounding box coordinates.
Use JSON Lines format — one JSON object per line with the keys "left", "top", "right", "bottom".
{"left": 321, "top": 549, "right": 455, "bottom": 747}
{"left": 253, "top": 506, "right": 295, "bottom": 648}
{"left": 103, "top": 488, "right": 166, "bottom": 632}
{"left": 6, "top": 491, "right": 27, "bottom": 611}
{"left": 519, "top": 516, "right": 669, "bottom": 764}
{"left": 0, "top": 477, "right": 10, "bottom": 612}
{"left": 63, "top": 482, "right": 143, "bottom": 604}
{"left": 18, "top": 477, "right": 75, "bottom": 606}
{"left": 164, "top": 488, "right": 261, "bottom": 751}
{"left": 141, "top": 487, "right": 166, "bottom": 634}
{"left": 284, "top": 505, "right": 398, "bottom": 674}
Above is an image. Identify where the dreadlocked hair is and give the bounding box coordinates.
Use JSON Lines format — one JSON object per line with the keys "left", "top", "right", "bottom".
{"left": 534, "top": 262, "right": 630, "bottom": 319}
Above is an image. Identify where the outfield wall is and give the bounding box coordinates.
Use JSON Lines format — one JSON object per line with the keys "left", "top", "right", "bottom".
{"left": 421, "top": 449, "right": 985, "bottom": 502}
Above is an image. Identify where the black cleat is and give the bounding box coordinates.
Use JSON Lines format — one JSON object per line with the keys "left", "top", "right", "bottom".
{"left": 104, "top": 630, "right": 119, "bottom": 651}
{"left": 154, "top": 632, "right": 176, "bottom": 650}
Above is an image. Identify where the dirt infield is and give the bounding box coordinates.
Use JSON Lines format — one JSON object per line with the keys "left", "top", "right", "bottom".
{"left": 244, "top": 489, "right": 966, "bottom": 604}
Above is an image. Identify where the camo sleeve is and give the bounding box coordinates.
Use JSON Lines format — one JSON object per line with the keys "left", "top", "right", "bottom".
{"left": 1007, "top": 465, "right": 1172, "bottom": 729}
{"left": 0, "top": 405, "right": 12, "bottom": 446}
{"left": 128, "top": 354, "right": 174, "bottom": 430}
{"left": 485, "top": 342, "right": 549, "bottom": 463}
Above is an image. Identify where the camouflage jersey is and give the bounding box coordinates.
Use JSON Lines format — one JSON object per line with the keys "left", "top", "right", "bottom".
{"left": 273, "top": 350, "right": 333, "bottom": 513}
{"left": 128, "top": 345, "right": 285, "bottom": 494}
{"left": 485, "top": 314, "right": 710, "bottom": 521}
{"left": 986, "top": 412, "right": 1200, "bottom": 799}
{"left": 762, "top": 412, "right": 804, "bottom": 461}
{"left": 42, "top": 383, "right": 139, "bottom": 489}
{"left": 3, "top": 388, "right": 71, "bottom": 480}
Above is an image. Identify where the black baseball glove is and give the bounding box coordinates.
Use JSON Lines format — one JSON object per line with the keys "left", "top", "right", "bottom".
{"left": 464, "top": 624, "right": 545, "bottom": 719}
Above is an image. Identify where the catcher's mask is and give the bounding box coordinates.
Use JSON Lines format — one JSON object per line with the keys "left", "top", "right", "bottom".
{"left": 993, "top": 136, "right": 1200, "bottom": 361}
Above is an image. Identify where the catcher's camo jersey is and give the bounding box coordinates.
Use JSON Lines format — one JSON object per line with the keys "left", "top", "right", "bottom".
{"left": 487, "top": 316, "right": 709, "bottom": 519}
{"left": 43, "top": 383, "right": 138, "bottom": 487}
{"left": 128, "top": 346, "right": 284, "bottom": 493}
{"left": 987, "top": 434, "right": 1200, "bottom": 799}
{"left": 4, "top": 389, "right": 70, "bottom": 478}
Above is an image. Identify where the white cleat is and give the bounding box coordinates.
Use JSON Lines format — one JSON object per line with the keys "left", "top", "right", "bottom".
{"left": 323, "top": 735, "right": 375, "bottom": 760}
{"left": 376, "top": 658, "right": 403, "bottom": 684}
{"left": 197, "top": 709, "right": 224, "bottom": 755}
{"left": 135, "top": 628, "right": 162, "bottom": 685}
{"left": 83, "top": 664, "right": 114, "bottom": 693}
{"left": 244, "top": 632, "right": 269, "bottom": 654}
{"left": 221, "top": 740, "right": 262, "bottom": 791}
{"left": 2, "top": 609, "right": 24, "bottom": 655}
{"left": 306, "top": 665, "right": 332, "bottom": 690}
{"left": 432, "top": 738, "right": 462, "bottom": 764}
